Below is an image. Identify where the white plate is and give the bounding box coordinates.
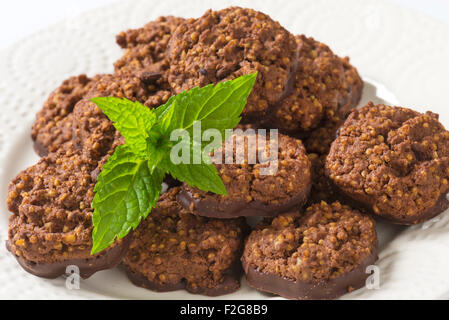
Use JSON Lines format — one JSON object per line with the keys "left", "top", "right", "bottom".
{"left": 1, "top": 0, "right": 449, "bottom": 300}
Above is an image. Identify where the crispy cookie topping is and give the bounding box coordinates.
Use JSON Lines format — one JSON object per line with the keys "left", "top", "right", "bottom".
{"left": 243, "top": 201, "right": 377, "bottom": 281}
{"left": 167, "top": 7, "right": 297, "bottom": 121}
{"left": 326, "top": 102, "right": 449, "bottom": 223}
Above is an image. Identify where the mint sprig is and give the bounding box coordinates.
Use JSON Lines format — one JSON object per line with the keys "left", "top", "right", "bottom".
{"left": 90, "top": 72, "right": 257, "bottom": 254}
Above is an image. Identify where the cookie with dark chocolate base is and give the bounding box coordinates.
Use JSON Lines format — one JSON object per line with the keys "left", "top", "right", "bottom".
{"left": 72, "top": 73, "right": 171, "bottom": 161}
{"left": 304, "top": 111, "right": 351, "bottom": 204}
{"left": 6, "top": 143, "right": 131, "bottom": 279}
{"left": 178, "top": 130, "right": 311, "bottom": 218}
{"left": 114, "top": 16, "right": 185, "bottom": 78}
{"left": 339, "top": 56, "right": 363, "bottom": 116}
{"left": 242, "top": 201, "right": 378, "bottom": 300}
{"left": 326, "top": 102, "right": 449, "bottom": 224}
{"left": 167, "top": 7, "right": 298, "bottom": 122}
{"left": 267, "top": 35, "right": 363, "bottom": 134}
{"left": 31, "top": 74, "right": 97, "bottom": 156}
{"left": 123, "top": 188, "right": 247, "bottom": 296}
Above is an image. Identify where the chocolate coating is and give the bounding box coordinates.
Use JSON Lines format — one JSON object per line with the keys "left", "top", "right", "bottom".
{"left": 178, "top": 131, "right": 311, "bottom": 218}
{"left": 244, "top": 248, "right": 377, "bottom": 300}
{"left": 123, "top": 188, "right": 247, "bottom": 296}
{"left": 326, "top": 103, "right": 449, "bottom": 224}
{"left": 72, "top": 73, "right": 171, "bottom": 160}
{"left": 6, "top": 234, "right": 131, "bottom": 279}
{"left": 31, "top": 75, "right": 96, "bottom": 156}
{"left": 242, "top": 201, "right": 378, "bottom": 300}
{"left": 6, "top": 144, "right": 130, "bottom": 279}
{"left": 267, "top": 35, "right": 362, "bottom": 133}
{"left": 167, "top": 7, "right": 298, "bottom": 122}
{"left": 115, "top": 16, "right": 185, "bottom": 78}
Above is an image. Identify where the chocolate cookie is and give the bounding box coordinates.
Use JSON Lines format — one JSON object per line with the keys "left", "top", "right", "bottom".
{"left": 114, "top": 16, "right": 185, "bottom": 78}
{"left": 167, "top": 7, "right": 298, "bottom": 122}
{"left": 339, "top": 56, "right": 363, "bottom": 116}
{"left": 242, "top": 201, "right": 378, "bottom": 300}
{"left": 31, "top": 74, "right": 97, "bottom": 156}
{"left": 178, "top": 130, "right": 311, "bottom": 218}
{"left": 72, "top": 73, "right": 171, "bottom": 160}
{"left": 6, "top": 144, "right": 130, "bottom": 279}
{"left": 304, "top": 112, "right": 351, "bottom": 204}
{"left": 268, "top": 35, "right": 362, "bottom": 133}
{"left": 123, "top": 187, "right": 247, "bottom": 296}
{"left": 326, "top": 102, "right": 449, "bottom": 224}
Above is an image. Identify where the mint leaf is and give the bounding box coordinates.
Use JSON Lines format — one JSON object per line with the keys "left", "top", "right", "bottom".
{"left": 91, "top": 145, "right": 164, "bottom": 254}
{"left": 90, "top": 73, "right": 257, "bottom": 254}
{"left": 159, "top": 156, "right": 227, "bottom": 195}
{"left": 90, "top": 97, "right": 157, "bottom": 157}
{"left": 157, "top": 72, "right": 257, "bottom": 137}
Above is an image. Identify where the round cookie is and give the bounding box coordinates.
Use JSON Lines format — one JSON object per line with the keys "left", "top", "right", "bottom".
{"left": 6, "top": 144, "right": 130, "bottom": 279}
{"left": 123, "top": 187, "right": 247, "bottom": 296}
{"left": 167, "top": 7, "right": 298, "bottom": 122}
{"left": 31, "top": 74, "right": 97, "bottom": 156}
{"left": 268, "top": 35, "right": 362, "bottom": 133}
{"left": 304, "top": 111, "right": 350, "bottom": 204}
{"left": 114, "top": 16, "right": 185, "bottom": 77}
{"left": 242, "top": 201, "right": 378, "bottom": 300}
{"left": 177, "top": 130, "right": 311, "bottom": 218}
{"left": 72, "top": 73, "right": 171, "bottom": 160}
{"left": 326, "top": 102, "right": 449, "bottom": 224}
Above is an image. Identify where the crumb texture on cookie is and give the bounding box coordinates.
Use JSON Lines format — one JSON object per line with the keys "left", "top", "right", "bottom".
{"left": 167, "top": 7, "right": 298, "bottom": 121}
{"left": 31, "top": 75, "right": 96, "bottom": 156}
{"left": 6, "top": 144, "right": 130, "bottom": 278}
{"left": 269, "top": 35, "right": 361, "bottom": 132}
{"left": 115, "top": 16, "right": 185, "bottom": 77}
{"left": 326, "top": 102, "right": 449, "bottom": 224}
{"left": 123, "top": 188, "right": 247, "bottom": 296}
{"left": 178, "top": 130, "right": 311, "bottom": 218}
{"left": 242, "top": 201, "right": 378, "bottom": 299}
{"left": 72, "top": 73, "right": 171, "bottom": 161}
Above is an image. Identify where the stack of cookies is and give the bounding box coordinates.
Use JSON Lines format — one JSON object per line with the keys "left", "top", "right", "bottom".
{"left": 6, "top": 7, "right": 449, "bottom": 299}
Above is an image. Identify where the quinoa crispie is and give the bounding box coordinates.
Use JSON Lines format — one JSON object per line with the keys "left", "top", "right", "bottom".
{"left": 304, "top": 111, "right": 350, "bottom": 204}
{"left": 177, "top": 130, "right": 311, "bottom": 218}
{"left": 242, "top": 201, "right": 378, "bottom": 300}
{"left": 72, "top": 73, "right": 171, "bottom": 161}
{"left": 326, "top": 102, "right": 449, "bottom": 224}
{"left": 339, "top": 56, "right": 363, "bottom": 115}
{"left": 31, "top": 74, "right": 97, "bottom": 156}
{"left": 268, "top": 35, "right": 362, "bottom": 133}
{"left": 167, "top": 7, "right": 298, "bottom": 123}
{"left": 123, "top": 187, "right": 247, "bottom": 296}
{"left": 6, "top": 143, "right": 130, "bottom": 279}
{"left": 114, "top": 16, "right": 185, "bottom": 77}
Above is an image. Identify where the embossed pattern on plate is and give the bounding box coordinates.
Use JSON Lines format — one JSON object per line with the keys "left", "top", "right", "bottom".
{"left": 0, "top": 0, "right": 448, "bottom": 299}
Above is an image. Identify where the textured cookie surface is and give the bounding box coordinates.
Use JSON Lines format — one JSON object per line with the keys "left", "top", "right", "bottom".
{"left": 72, "top": 73, "right": 171, "bottom": 161}
{"left": 242, "top": 201, "right": 378, "bottom": 299}
{"left": 268, "top": 35, "right": 362, "bottom": 133}
{"left": 178, "top": 130, "right": 311, "bottom": 218}
{"left": 326, "top": 103, "right": 449, "bottom": 224}
{"left": 304, "top": 111, "right": 350, "bottom": 204}
{"left": 31, "top": 75, "right": 97, "bottom": 156}
{"left": 167, "top": 7, "right": 297, "bottom": 122}
{"left": 123, "top": 187, "right": 247, "bottom": 296}
{"left": 6, "top": 144, "right": 130, "bottom": 278}
{"left": 115, "top": 16, "right": 185, "bottom": 77}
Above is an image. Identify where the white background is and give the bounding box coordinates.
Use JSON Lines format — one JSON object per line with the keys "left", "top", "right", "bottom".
{"left": 0, "top": 0, "right": 448, "bottom": 50}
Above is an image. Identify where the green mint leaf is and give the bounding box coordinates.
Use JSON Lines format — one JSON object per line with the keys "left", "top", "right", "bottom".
{"left": 159, "top": 155, "right": 227, "bottom": 195}
{"left": 91, "top": 145, "right": 164, "bottom": 254}
{"left": 90, "top": 97, "right": 157, "bottom": 157}
{"left": 157, "top": 72, "right": 257, "bottom": 137}
{"left": 90, "top": 73, "right": 257, "bottom": 254}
